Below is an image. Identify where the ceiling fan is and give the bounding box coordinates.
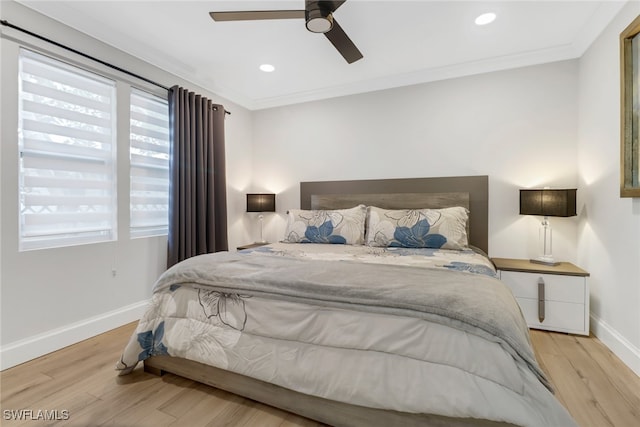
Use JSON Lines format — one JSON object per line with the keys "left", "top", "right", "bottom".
{"left": 209, "top": 0, "right": 363, "bottom": 64}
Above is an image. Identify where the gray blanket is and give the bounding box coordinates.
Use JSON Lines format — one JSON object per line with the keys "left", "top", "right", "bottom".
{"left": 154, "top": 251, "right": 551, "bottom": 391}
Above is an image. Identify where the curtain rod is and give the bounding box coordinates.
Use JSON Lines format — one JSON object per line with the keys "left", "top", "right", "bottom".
{"left": 1, "top": 19, "right": 231, "bottom": 115}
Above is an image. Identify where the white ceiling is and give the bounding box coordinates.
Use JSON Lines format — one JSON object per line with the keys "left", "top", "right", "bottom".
{"left": 16, "top": 0, "right": 626, "bottom": 110}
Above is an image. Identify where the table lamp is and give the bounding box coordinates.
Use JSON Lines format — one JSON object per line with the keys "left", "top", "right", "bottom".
{"left": 520, "top": 188, "right": 577, "bottom": 266}
{"left": 246, "top": 193, "right": 276, "bottom": 243}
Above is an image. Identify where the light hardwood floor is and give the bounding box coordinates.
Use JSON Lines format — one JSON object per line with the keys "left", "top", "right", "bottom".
{"left": 1, "top": 323, "right": 639, "bottom": 427}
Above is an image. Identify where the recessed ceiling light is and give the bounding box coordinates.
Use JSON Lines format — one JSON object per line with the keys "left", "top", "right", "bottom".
{"left": 475, "top": 12, "right": 496, "bottom": 26}
{"left": 259, "top": 64, "right": 275, "bottom": 72}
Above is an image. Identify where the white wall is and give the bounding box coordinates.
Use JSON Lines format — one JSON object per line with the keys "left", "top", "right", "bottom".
{"left": 577, "top": 1, "right": 640, "bottom": 375}
{"left": 252, "top": 61, "right": 581, "bottom": 260}
{"left": 0, "top": 1, "right": 253, "bottom": 368}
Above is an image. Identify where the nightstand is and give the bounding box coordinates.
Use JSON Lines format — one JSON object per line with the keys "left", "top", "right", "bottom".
{"left": 492, "top": 258, "right": 590, "bottom": 335}
{"left": 236, "top": 242, "right": 269, "bottom": 251}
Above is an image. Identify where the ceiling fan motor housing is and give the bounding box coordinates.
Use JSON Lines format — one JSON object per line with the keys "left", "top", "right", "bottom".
{"left": 306, "top": 7, "right": 333, "bottom": 33}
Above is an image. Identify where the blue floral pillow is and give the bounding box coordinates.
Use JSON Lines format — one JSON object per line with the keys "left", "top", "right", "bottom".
{"left": 366, "top": 206, "right": 469, "bottom": 250}
{"left": 282, "top": 205, "right": 366, "bottom": 245}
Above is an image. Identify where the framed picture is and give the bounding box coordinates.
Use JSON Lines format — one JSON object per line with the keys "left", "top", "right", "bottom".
{"left": 620, "top": 15, "right": 640, "bottom": 197}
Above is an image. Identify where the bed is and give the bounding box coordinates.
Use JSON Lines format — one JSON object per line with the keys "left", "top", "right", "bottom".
{"left": 116, "top": 176, "right": 576, "bottom": 427}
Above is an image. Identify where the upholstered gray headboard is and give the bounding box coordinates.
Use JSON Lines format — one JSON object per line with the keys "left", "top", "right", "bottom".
{"left": 300, "top": 176, "right": 489, "bottom": 254}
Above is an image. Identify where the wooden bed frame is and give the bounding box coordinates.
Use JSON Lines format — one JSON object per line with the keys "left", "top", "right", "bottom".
{"left": 144, "top": 175, "right": 505, "bottom": 427}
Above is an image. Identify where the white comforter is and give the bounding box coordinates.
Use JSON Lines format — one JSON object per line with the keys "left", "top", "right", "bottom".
{"left": 117, "top": 243, "right": 576, "bottom": 427}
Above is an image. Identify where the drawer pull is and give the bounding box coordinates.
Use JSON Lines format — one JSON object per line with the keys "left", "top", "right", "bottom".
{"left": 538, "top": 277, "right": 545, "bottom": 322}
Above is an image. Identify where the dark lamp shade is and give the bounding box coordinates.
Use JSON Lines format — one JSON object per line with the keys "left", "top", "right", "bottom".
{"left": 246, "top": 193, "right": 276, "bottom": 213}
{"left": 520, "top": 189, "right": 577, "bottom": 217}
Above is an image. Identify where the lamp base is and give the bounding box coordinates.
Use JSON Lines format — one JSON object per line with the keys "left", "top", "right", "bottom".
{"left": 530, "top": 257, "right": 560, "bottom": 267}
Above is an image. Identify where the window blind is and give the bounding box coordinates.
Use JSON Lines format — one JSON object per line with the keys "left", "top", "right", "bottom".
{"left": 18, "top": 49, "right": 117, "bottom": 250}
{"left": 129, "top": 88, "right": 170, "bottom": 237}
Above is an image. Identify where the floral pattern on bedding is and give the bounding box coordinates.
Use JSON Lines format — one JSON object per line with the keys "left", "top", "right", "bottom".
{"left": 245, "top": 242, "right": 497, "bottom": 278}
{"left": 198, "top": 289, "right": 250, "bottom": 331}
{"left": 303, "top": 220, "right": 346, "bottom": 244}
{"left": 136, "top": 321, "right": 169, "bottom": 361}
{"left": 443, "top": 261, "right": 497, "bottom": 277}
{"left": 118, "top": 283, "right": 247, "bottom": 373}
{"left": 389, "top": 219, "right": 447, "bottom": 248}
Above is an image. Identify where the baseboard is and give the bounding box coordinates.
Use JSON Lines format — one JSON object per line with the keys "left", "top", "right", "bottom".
{"left": 0, "top": 300, "right": 148, "bottom": 371}
{"left": 591, "top": 314, "right": 640, "bottom": 377}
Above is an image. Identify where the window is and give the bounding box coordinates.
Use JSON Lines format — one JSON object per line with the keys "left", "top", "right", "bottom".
{"left": 129, "top": 88, "right": 170, "bottom": 237}
{"left": 18, "top": 49, "right": 117, "bottom": 250}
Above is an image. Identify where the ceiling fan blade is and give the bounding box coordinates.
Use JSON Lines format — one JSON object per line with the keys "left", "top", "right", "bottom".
{"left": 323, "top": 1, "right": 347, "bottom": 12}
{"left": 210, "top": 10, "right": 305, "bottom": 22}
{"left": 324, "top": 19, "right": 363, "bottom": 64}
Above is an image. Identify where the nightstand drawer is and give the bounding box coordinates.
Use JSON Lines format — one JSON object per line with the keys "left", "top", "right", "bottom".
{"left": 493, "top": 258, "right": 589, "bottom": 335}
{"left": 500, "top": 271, "right": 585, "bottom": 304}
{"left": 515, "top": 297, "right": 586, "bottom": 333}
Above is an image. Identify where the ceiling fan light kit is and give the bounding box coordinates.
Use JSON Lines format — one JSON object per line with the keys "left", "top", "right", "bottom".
{"left": 210, "top": 1, "right": 363, "bottom": 64}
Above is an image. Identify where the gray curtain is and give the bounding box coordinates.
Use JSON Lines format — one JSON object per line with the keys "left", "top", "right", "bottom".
{"left": 167, "top": 86, "right": 228, "bottom": 267}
